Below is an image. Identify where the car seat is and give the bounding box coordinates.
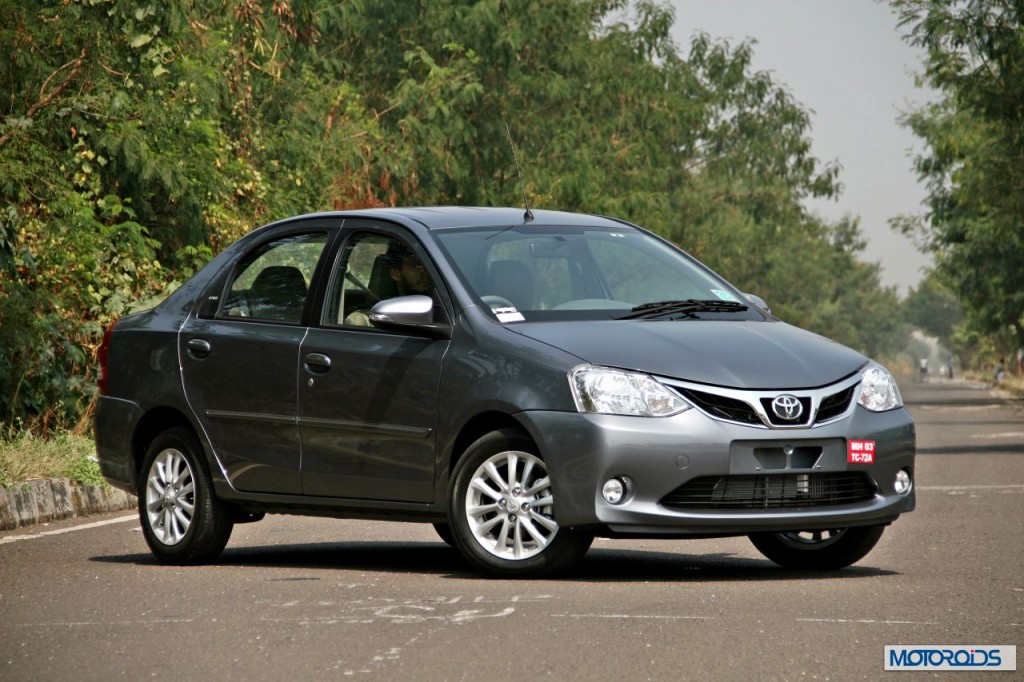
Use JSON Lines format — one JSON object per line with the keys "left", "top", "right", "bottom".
{"left": 487, "top": 260, "right": 534, "bottom": 310}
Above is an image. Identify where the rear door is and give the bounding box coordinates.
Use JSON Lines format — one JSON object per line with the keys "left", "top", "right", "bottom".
{"left": 180, "top": 224, "right": 332, "bottom": 494}
{"left": 298, "top": 223, "right": 450, "bottom": 502}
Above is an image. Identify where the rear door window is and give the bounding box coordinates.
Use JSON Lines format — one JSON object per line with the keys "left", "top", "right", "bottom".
{"left": 220, "top": 232, "right": 328, "bottom": 324}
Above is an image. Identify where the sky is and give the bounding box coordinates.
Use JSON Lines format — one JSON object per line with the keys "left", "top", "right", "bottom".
{"left": 668, "top": 0, "right": 935, "bottom": 294}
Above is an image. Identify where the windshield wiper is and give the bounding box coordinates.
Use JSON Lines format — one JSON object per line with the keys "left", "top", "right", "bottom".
{"left": 612, "top": 299, "right": 749, "bottom": 320}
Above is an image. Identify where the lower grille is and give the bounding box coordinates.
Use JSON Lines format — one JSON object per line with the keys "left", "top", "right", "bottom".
{"left": 660, "top": 473, "right": 876, "bottom": 510}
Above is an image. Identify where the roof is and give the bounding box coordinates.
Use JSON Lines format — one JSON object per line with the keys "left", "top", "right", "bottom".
{"left": 299, "top": 206, "right": 632, "bottom": 230}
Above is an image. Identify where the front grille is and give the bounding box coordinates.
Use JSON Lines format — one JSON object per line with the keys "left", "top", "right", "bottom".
{"left": 660, "top": 473, "right": 876, "bottom": 510}
{"left": 673, "top": 379, "right": 860, "bottom": 429}
{"left": 815, "top": 385, "right": 856, "bottom": 423}
{"left": 680, "top": 389, "right": 761, "bottom": 425}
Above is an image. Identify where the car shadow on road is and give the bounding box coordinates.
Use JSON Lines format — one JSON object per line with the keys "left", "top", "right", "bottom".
{"left": 573, "top": 547, "right": 897, "bottom": 582}
{"left": 91, "top": 541, "right": 898, "bottom": 582}
{"left": 91, "top": 541, "right": 470, "bottom": 577}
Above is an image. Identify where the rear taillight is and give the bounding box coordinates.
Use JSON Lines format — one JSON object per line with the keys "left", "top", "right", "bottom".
{"left": 97, "top": 322, "right": 117, "bottom": 395}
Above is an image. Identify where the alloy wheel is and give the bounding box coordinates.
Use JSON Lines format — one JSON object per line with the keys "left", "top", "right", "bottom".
{"left": 145, "top": 447, "right": 196, "bottom": 545}
{"left": 464, "top": 450, "right": 558, "bottom": 560}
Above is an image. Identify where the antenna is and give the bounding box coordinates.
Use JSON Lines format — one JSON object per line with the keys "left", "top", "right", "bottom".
{"left": 504, "top": 119, "right": 534, "bottom": 222}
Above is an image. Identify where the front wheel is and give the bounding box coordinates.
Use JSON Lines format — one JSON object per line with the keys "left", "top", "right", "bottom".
{"left": 139, "top": 427, "right": 234, "bottom": 564}
{"left": 448, "top": 429, "right": 592, "bottom": 577}
{"left": 749, "top": 525, "right": 886, "bottom": 570}
{"left": 432, "top": 522, "right": 455, "bottom": 547}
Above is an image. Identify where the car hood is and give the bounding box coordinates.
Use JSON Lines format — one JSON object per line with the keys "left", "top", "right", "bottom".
{"left": 509, "top": 320, "right": 867, "bottom": 389}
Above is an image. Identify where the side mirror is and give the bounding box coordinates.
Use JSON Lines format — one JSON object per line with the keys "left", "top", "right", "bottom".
{"left": 369, "top": 295, "right": 451, "bottom": 338}
{"left": 743, "top": 293, "right": 772, "bottom": 316}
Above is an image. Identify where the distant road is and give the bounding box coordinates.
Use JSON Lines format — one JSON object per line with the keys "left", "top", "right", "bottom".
{"left": 901, "top": 376, "right": 1024, "bottom": 456}
{"left": 1, "top": 379, "right": 1021, "bottom": 680}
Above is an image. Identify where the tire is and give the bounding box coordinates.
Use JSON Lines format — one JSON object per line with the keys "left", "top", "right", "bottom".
{"left": 138, "top": 427, "right": 234, "bottom": 564}
{"left": 448, "top": 428, "right": 593, "bottom": 577}
{"left": 432, "top": 522, "right": 456, "bottom": 547}
{"left": 749, "top": 525, "right": 886, "bottom": 570}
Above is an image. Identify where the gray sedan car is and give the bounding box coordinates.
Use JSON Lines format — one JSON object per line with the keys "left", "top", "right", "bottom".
{"left": 95, "top": 207, "right": 915, "bottom": 576}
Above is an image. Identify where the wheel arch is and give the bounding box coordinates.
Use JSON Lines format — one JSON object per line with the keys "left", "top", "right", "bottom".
{"left": 445, "top": 411, "right": 531, "bottom": 480}
{"left": 131, "top": 406, "right": 203, "bottom": 483}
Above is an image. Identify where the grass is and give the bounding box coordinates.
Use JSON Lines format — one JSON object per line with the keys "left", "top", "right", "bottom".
{"left": 0, "top": 431, "right": 107, "bottom": 489}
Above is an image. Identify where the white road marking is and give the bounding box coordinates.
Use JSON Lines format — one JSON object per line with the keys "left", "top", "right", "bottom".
{"left": 258, "top": 595, "right": 537, "bottom": 626}
{"left": 916, "top": 405, "right": 997, "bottom": 412}
{"left": 0, "top": 514, "right": 137, "bottom": 545}
{"left": 796, "top": 618, "right": 936, "bottom": 625}
{"left": 343, "top": 636, "right": 420, "bottom": 676}
{"left": 554, "top": 614, "right": 935, "bottom": 626}
{"left": 4, "top": 619, "right": 193, "bottom": 627}
{"left": 552, "top": 614, "right": 711, "bottom": 620}
{"left": 971, "top": 432, "right": 1024, "bottom": 439}
{"left": 263, "top": 606, "right": 518, "bottom": 626}
{"left": 917, "top": 485, "right": 1024, "bottom": 491}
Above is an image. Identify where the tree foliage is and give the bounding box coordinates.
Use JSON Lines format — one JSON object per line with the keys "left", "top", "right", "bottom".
{"left": 1, "top": 0, "right": 906, "bottom": 434}
{"left": 892, "top": 0, "right": 1024, "bottom": 362}
{"left": 902, "top": 270, "right": 963, "bottom": 345}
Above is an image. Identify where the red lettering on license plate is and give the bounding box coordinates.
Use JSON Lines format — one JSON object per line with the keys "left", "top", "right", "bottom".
{"left": 847, "top": 439, "right": 876, "bottom": 464}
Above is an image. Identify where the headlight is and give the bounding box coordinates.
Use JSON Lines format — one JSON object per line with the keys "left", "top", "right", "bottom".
{"left": 858, "top": 362, "right": 903, "bottom": 412}
{"left": 569, "top": 365, "right": 691, "bottom": 417}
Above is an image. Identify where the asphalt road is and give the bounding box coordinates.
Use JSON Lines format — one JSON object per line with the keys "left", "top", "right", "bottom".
{"left": 2, "top": 378, "right": 1021, "bottom": 681}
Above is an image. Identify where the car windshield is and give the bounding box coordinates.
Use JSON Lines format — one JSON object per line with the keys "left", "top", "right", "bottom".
{"left": 433, "top": 224, "right": 764, "bottom": 322}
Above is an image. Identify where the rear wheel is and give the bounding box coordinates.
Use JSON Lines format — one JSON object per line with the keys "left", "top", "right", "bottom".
{"left": 448, "top": 429, "right": 592, "bottom": 577}
{"left": 749, "top": 525, "right": 885, "bottom": 570}
{"left": 139, "top": 428, "right": 233, "bottom": 564}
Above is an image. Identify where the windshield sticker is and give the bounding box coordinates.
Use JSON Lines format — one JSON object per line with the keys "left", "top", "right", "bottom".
{"left": 493, "top": 307, "right": 525, "bottom": 323}
{"left": 710, "top": 289, "right": 739, "bottom": 302}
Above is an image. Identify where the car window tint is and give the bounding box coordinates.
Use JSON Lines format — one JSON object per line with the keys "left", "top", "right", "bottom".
{"left": 324, "top": 233, "right": 431, "bottom": 327}
{"left": 221, "top": 232, "right": 328, "bottom": 323}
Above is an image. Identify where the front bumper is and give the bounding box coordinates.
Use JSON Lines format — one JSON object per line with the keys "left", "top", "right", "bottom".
{"left": 518, "top": 405, "right": 916, "bottom": 535}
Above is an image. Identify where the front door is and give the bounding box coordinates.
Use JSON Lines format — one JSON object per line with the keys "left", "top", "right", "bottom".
{"left": 298, "top": 229, "right": 449, "bottom": 502}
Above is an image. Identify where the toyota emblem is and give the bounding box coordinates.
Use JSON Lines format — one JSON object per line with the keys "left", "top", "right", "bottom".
{"left": 771, "top": 394, "right": 803, "bottom": 421}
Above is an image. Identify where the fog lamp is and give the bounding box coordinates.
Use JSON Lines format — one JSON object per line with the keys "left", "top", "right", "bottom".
{"left": 895, "top": 469, "right": 912, "bottom": 495}
{"left": 602, "top": 477, "right": 629, "bottom": 505}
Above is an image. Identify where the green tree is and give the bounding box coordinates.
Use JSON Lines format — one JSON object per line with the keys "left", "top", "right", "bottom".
{"left": 0, "top": 0, "right": 910, "bottom": 434}
{"left": 1, "top": 0, "right": 172, "bottom": 431}
{"left": 0, "top": 0, "right": 392, "bottom": 431}
{"left": 902, "top": 270, "right": 962, "bottom": 346}
{"left": 892, "top": 0, "right": 1024, "bottom": 362}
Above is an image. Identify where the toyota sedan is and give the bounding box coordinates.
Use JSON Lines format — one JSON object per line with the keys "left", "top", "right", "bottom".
{"left": 95, "top": 207, "right": 915, "bottom": 576}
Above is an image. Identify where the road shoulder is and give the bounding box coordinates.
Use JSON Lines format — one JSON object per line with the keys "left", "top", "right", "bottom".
{"left": 0, "top": 478, "right": 135, "bottom": 531}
